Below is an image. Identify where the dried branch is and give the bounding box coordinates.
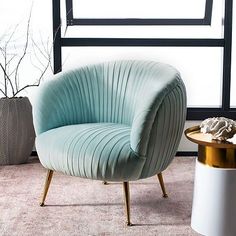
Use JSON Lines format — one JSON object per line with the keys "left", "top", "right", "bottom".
{"left": 0, "top": 88, "right": 7, "bottom": 97}
{"left": 0, "top": 62, "right": 15, "bottom": 95}
{"left": 31, "top": 39, "right": 47, "bottom": 67}
{"left": 31, "top": 32, "right": 53, "bottom": 74}
{"left": 0, "top": 3, "right": 63, "bottom": 98}
{"left": 13, "top": 84, "right": 38, "bottom": 96}
{"left": 29, "top": 54, "right": 44, "bottom": 73}
{"left": 0, "top": 46, "right": 4, "bottom": 56}
{"left": 8, "top": 45, "right": 18, "bottom": 77}
{"left": 13, "top": 64, "right": 48, "bottom": 97}
{"left": 4, "top": 24, "right": 19, "bottom": 49}
{"left": 14, "top": 9, "right": 32, "bottom": 92}
{"left": 6, "top": 53, "right": 17, "bottom": 66}
{"left": 0, "top": 24, "right": 19, "bottom": 95}
{"left": 39, "top": 32, "right": 49, "bottom": 58}
{"left": 3, "top": 49, "right": 7, "bottom": 96}
{"left": 13, "top": 58, "right": 50, "bottom": 97}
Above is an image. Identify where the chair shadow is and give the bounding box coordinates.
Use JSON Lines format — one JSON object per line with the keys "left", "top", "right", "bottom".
{"left": 42, "top": 178, "right": 193, "bottom": 229}
{"left": 133, "top": 222, "right": 190, "bottom": 227}
{"left": 45, "top": 202, "right": 122, "bottom": 207}
{"left": 44, "top": 203, "right": 191, "bottom": 227}
{"left": 103, "top": 182, "right": 158, "bottom": 185}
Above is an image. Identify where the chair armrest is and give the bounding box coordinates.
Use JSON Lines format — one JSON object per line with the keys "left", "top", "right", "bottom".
{"left": 130, "top": 75, "right": 186, "bottom": 177}
{"left": 33, "top": 72, "right": 86, "bottom": 136}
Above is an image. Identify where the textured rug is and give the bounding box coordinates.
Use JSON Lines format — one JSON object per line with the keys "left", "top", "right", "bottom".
{"left": 0, "top": 157, "right": 199, "bottom": 236}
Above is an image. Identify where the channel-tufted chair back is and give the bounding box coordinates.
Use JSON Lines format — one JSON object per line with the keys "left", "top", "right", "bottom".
{"left": 34, "top": 60, "right": 187, "bottom": 225}
{"left": 34, "top": 60, "right": 186, "bottom": 179}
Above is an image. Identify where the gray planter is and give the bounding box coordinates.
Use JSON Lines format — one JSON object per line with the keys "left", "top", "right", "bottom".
{"left": 0, "top": 97, "right": 35, "bottom": 165}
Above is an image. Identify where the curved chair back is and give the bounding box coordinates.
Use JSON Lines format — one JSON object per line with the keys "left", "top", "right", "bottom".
{"left": 33, "top": 60, "right": 187, "bottom": 178}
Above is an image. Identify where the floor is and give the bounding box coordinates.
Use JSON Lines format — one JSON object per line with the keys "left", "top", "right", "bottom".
{"left": 0, "top": 157, "right": 199, "bottom": 236}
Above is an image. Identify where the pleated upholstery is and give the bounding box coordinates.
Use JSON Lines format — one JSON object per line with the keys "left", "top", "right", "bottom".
{"left": 139, "top": 84, "right": 186, "bottom": 178}
{"left": 36, "top": 123, "right": 145, "bottom": 181}
{"left": 33, "top": 60, "right": 187, "bottom": 180}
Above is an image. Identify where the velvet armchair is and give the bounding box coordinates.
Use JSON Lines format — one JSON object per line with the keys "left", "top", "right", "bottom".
{"left": 33, "top": 60, "right": 187, "bottom": 225}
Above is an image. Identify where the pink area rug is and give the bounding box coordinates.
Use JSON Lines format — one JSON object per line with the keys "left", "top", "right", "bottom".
{"left": 0, "top": 157, "right": 199, "bottom": 236}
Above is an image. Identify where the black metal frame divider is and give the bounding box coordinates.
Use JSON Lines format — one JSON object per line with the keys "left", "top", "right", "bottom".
{"left": 52, "top": 0, "right": 235, "bottom": 121}
{"left": 65, "top": 0, "right": 213, "bottom": 25}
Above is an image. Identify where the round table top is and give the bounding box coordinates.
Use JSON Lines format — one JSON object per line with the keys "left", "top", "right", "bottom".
{"left": 185, "top": 126, "right": 236, "bottom": 149}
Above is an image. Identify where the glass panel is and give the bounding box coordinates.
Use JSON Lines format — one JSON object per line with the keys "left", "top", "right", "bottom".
{"left": 62, "top": 47, "right": 223, "bottom": 107}
{"left": 230, "top": 0, "right": 236, "bottom": 108}
{"left": 64, "top": 0, "right": 224, "bottom": 39}
{"left": 231, "top": 58, "right": 236, "bottom": 108}
{"left": 73, "top": 0, "right": 206, "bottom": 19}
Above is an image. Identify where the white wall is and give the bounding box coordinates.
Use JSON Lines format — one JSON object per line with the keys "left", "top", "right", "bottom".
{"left": 0, "top": 0, "right": 53, "bottom": 98}
{"left": 0, "top": 0, "right": 235, "bottom": 152}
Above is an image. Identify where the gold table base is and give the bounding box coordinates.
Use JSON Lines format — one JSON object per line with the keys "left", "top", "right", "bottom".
{"left": 198, "top": 145, "right": 236, "bottom": 168}
{"left": 185, "top": 126, "right": 236, "bottom": 169}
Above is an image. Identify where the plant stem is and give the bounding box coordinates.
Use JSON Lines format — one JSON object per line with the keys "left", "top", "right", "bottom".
{"left": 4, "top": 50, "right": 7, "bottom": 96}
{"left": 13, "top": 59, "right": 50, "bottom": 97}
{"left": 0, "top": 88, "right": 7, "bottom": 97}
{"left": 13, "top": 84, "right": 38, "bottom": 97}
{"left": 0, "top": 63, "right": 15, "bottom": 95}
{"left": 14, "top": 9, "right": 31, "bottom": 93}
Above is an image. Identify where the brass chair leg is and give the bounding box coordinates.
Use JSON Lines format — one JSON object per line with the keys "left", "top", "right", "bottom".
{"left": 39, "top": 169, "right": 53, "bottom": 206}
{"left": 123, "top": 182, "right": 132, "bottom": 226}
{"left": 103, "top": 181, "right": 108, "bottom": 185}
{"left": 157, "top": 172, "right": 168, "bottom": 198}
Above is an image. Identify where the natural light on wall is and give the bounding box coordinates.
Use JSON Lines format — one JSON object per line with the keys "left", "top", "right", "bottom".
{"left": 1, "top": 0, "right": 235, "bottom": 152}
{"left": 0, "top": 0, "right": 52, "bottom": 99}
{"left": 0, "top": 0, "right": 235, "bottom": 107}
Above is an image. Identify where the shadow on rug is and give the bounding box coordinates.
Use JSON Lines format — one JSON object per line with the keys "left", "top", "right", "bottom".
{"left": 0, "top": 157, "right": 199, "bottom": 236}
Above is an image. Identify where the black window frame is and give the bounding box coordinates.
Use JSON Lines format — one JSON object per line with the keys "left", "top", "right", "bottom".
{"left": 65, "top": 0, "right": 213, "bottom": 25}
{"left": 52, "top": 0, "right": 236, "bottom": 120}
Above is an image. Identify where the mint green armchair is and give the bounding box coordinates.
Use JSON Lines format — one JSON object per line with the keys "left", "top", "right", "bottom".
{"left": 33, "top": 60, "right": 186, "bottom": 225}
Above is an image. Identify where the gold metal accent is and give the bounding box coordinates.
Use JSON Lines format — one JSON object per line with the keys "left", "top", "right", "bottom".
{"left": 185, "top": 126, "right": 236, "bottom": 148}
{"left": 185, "top": 126, "right": 236, "bottom": 168}
{"left": 198, "top": 145, "right": 236, "bottom": 168}
{"left": 103, "top": 181, "right": 108, "bottom": 185}
{"left": 157, "top": 173, "right": 168, "bottom": 198}
{"left": 39, "top": 170, "right": 53, "bottom": 206}
{"left": 123, "top": 182, "right": 132, "bottom": 226}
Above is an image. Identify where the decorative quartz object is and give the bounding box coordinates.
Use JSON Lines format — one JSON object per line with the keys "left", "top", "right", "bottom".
{"left": 200, "top": 117, "right": 236, "bottom": 141}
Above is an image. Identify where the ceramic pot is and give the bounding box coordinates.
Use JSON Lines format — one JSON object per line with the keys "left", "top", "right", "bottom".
{"left": 0, "top": 97, "right": 35, "bottom": 165}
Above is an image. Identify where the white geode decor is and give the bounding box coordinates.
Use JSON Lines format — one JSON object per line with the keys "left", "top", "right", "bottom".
{"left": 200, "top": 117, "right": 236, "bottom": 141}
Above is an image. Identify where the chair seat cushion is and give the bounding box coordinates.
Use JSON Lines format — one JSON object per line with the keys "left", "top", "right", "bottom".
{"left": 36, "top": 123, "right": 146, "bottom": 181}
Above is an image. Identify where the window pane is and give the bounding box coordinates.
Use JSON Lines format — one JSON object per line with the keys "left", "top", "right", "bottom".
{"left": 230, "top": 0, "right": 236, "bottom": 108}
{"left": 73, "top": 0, "right": 206, "bottom": 19}
{"left": 62, "top": 47, "right": 223, "bottom": 107}
{"left": 64, "top": 0, "right": 224, "bottom": 39}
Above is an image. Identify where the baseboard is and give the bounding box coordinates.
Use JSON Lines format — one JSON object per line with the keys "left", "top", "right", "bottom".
{"left": 31, "top": 151, "right": 38, "bottom": 156}
{"left": 31, "top": 151, "right": 197, "bottom": 157}
{"left": 176, "top": 151, "right": 197, "bottom": 156}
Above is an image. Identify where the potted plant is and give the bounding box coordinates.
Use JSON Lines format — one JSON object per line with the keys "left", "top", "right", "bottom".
{"left": 0, "top": 12, "right": 52, "bottom": 165}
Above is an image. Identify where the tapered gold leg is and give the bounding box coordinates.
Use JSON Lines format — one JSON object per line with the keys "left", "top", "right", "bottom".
{"left": 157, "top": 173, "right": 168, "bottom": 198}
{"left": 123, "top": 182, "right": 132, "bottom": 226}
{"left": 103, "top": 181, "right": 108, "bottom": 185}
{"left": 39, "top": 170, "right": 54, "bottom": 206}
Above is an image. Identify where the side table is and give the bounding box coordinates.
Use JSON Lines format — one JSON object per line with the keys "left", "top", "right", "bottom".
{"left": 185, "top": 126, "right": 236, "bottom": 236}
